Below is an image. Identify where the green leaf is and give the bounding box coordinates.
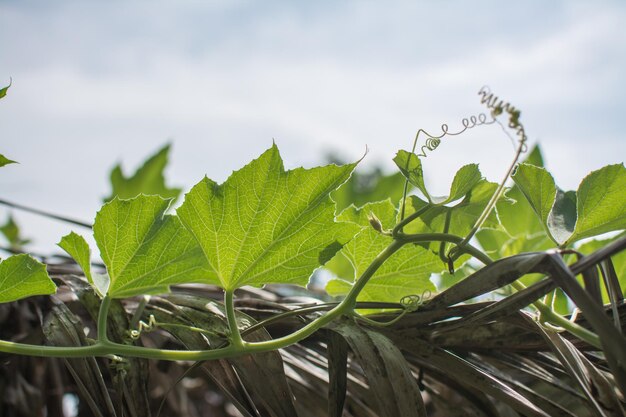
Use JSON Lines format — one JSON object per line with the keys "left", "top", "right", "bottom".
{"left": 445, "top": 164, "right": 482, "bottom": 204}
{"left": 0, "top": 254, "right": 56, "bottom": 303}
{"left": 0, "top": 215, "right": 30, "bottom": 249}
{"left": 511, "top": 163, "right": 556, "bottom": 230}
{"left": 177, "top": 144, "right": 359, "bottom": 290}
{"left": 547, "top": 189, "right": 576, "bottom": 245}
{"left": 104, "top": 143, "right": 181, "bottom": 202}
{"left": 477, "top": 145, "right": 555, "bottom": 259}
{"left": 393, "top": 150, "right": 481, "bottom": 205}
{"left": 332, "top": 169, "right": 409, "bottom": 212}
{"left": 393, "top": 150, "right": 430, "bottom": 200}
{"left": 0, "top": 154, "right": 17, "bottom": 168}
{"left": 513, "top": 162, "right": 626, "bottom": 246}
{"left": 58, "top": 232, "right": 111, "bottom": 296}
{"left": 404, "top": 179, "right": 501, "bottom": 237}
{"left": 325, "top": 200, "right": 438, "bottom": 303}
{"left": 93, "top": 195, "right": 211, "bottom": 298}
{"left": 0, "top": 79, "right": 10, "bottom": 99}
{"left": 524, "top": 144, "right": 545, "bottom": 167}
{"left": 567, "top": 164, "right": 626, "bottom": 244}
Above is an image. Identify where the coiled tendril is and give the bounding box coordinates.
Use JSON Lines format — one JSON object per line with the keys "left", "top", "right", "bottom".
{"left": 478, "top": 86, "right": 528, "bottom": 152}
{"left": 415, "top": 113, "right": 496, "bottom": 158}
{"left": 401, "top": 289, "right": 432, "bottom": 312}
{"left": 352, "top": 290, "right": 433, "bottom": 327}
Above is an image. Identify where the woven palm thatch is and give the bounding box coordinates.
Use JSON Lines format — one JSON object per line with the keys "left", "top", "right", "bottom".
{"left": 1, "top": 236, "right": 625, "bottom": 417}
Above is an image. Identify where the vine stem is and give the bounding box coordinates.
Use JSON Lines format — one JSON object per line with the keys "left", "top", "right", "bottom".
{"left": 225, "top": 289, "right": 244, "bottom": 348}
{"left": 97, "top": 295, "right": 112, "bottom": 343}
{"left": 0, "top": 232, "right": 601, "bottom": 358}
{"left": 0, "top": 240, "right": 404, "bottom": 360}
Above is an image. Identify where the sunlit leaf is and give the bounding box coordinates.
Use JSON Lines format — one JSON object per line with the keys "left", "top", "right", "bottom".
{"left": 94, "top": 195, "right": 211, "bottom": 298}
{"left": 513, "top": 162, "right": 626, "bottom": 246}
{"left": 445, "top": 164, "right": 483, "bottom": 204}
{"left": 0, "top": 154, "right": 17, "bottom": 168}
{"left": 104, "top": 143, "right": 181, "bottom": 202}
{"left": 511, "top": 163, "right": 556, "bottom": 231}
{"left": 58, "top": 232, "right": 110, "bottom": 296}
{"left": 566, "top": 164, "right": 626, "bottom": 244}
{"left": 0, "top": 254, "right": 56, "bottom": 303}
{"left": 393, "top": 150, "right": 430, "bottom": 200}
{"left": 404, "top": 179, "right": 501, "bottom": 236}
{"left": 332, "top": 169, "right": 409, "bottom": 212}
{"left": 478, "top": 145, "right": 554, "bottom": 259}
{"left": 0, "top": 79, "right": 10, "bottom": 99}
{"left": 177, "top": 144, "right": 359, "bottom": 290}
{"left": 325, "top": 200, "right": 438, "bottom": 303}
{"left": 393, "top": 150, "right": 481, "bottom": 205}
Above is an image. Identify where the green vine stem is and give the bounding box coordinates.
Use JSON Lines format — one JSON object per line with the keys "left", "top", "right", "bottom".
{"left": 0, "top": 231, "right": 601, "bottom": 358}
{"left": 0, "top": 240, "right": 404, "bottom": 360}
{"left": 225, "top": 289, "right": 244, "bottom": 348}
{"left": 97, "top": 295, "right": 112, "bottom": 343}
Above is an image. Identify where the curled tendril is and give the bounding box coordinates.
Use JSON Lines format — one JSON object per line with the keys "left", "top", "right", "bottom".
{"left": 478, "top": 86, "right": 528, "bottom": 152}
{"left": 415, "top": 113, "right": 496, "bottom": 158}
{"left": 400, "top": 289, "right": 433, "bottom": 312}
{"left": 352, "top": 290, "right": 433, "bottom": 328}
{"left": 129, "top": 314, "right": 157, "bottom": 340}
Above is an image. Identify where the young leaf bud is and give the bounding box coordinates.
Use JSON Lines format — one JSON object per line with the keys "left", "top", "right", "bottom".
{"left": 368, "top": 212, "right": 384, "bottom": 234}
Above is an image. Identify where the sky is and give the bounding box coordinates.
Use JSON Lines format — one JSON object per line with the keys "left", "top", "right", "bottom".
{"left": 1, "top": 0, "right": 625, "bottom": 253}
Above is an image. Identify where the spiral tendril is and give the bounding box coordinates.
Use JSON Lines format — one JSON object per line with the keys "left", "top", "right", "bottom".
{"left": 129, "top": 314, "right": 157, "bottom": 340}
{"left": 415, "top": 112, "right": 496, "bottom": 158}
{"left": 400, "top": 289, "right": 432, "bottom": 312}
{"left": 478, "top": 86, "right": 528, "bottom": 152}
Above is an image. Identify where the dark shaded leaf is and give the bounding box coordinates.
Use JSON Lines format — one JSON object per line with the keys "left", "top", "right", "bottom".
{"left": 64, "top": 276, "right": 151, "bottom": 417}
{"left": 330, "top": 321, "right": 426, "bottom": 417}
{"left": 156, "top": 293, "right": 299, "bottom": 417}
{"left": 327, "top": 330, "right": 348, "bottom": 417}
{"left": 43, "top": 299, "right": 117, "bottom": 417}
{"left": 545, "top": 252, "right": 626, "bottom": 397}
{"left": 547, "top": 189, "right": 577, "bottom": 245}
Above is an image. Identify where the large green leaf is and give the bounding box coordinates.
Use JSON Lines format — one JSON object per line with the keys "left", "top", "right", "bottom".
{"left": 104, "top": 143, "right": 181, "bottom": 202}
{"left": 0, "top": 154, "right": 16, "bottom": 168}
{"left": 0, "top": 254, "right": 56, "bottom": 303}
{"left": 393, "top": 150, "right": 482, "bottom": 205}
{"left": 93, "top": 195, "right": 211, "bottom": 298}
{"left": 567, "top": 164, "right": 626, "bottom": 244}
{"left": 325, "top": 200, "right": 438, "bottom": 303}
{"left": 177, "top": 144, "right": 359, "bottom": 290}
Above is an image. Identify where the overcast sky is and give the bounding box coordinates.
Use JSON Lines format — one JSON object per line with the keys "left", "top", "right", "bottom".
{"left": 1, "top": 0, "right": 625, "bottom": 252}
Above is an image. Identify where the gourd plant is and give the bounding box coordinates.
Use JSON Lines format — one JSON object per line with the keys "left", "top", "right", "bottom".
{"left": 1, "top": 82, "right": 626, "bottom": 416}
